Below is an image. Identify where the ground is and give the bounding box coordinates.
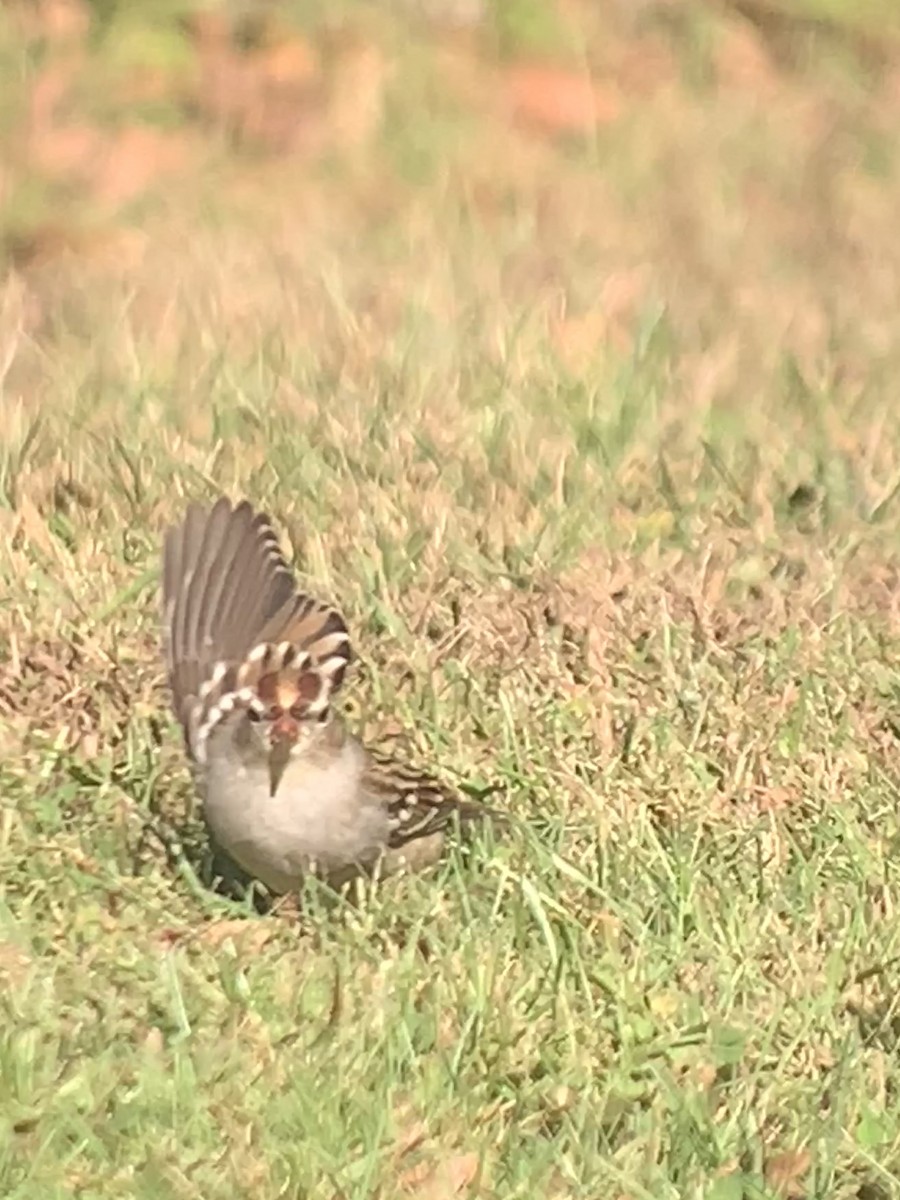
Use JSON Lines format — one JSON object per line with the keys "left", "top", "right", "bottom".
{"left": 2, "top": 1, "right": 900, "bottom": 1197}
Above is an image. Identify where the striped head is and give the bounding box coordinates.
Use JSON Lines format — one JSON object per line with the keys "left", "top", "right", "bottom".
{"left": 192, "top": 640, "right": 347, "bottom": 795}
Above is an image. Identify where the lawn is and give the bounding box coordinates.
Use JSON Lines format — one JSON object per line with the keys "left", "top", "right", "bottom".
{"left": 2, "top": 1, "right": 900, "bottom": 1197}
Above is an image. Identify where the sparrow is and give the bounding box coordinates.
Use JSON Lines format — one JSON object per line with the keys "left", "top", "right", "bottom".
{"left": 161, "top": 496, "right": 496, "bottom": 894}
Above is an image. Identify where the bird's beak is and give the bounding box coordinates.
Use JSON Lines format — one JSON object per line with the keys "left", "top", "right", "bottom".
{"left": 268, "top": 737, "right": 292, "bottom": 797}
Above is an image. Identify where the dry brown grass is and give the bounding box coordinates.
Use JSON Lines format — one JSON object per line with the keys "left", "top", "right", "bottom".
{"left": 4, "top": 2, "right": 900, "bottom": 1197}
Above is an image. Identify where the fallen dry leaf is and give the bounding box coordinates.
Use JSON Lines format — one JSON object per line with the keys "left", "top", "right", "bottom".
{"left": 5, "top": 222, "right": 143, "bottom": 271}
{"left": 506, "top": 63, "right": 620, "bottom": 136}
{"left": 142, "top": 1027, "right": 165, "bottom": 1056}
{"left": 0, "top": 939, "right": 33, "bottom": 990}
{"left": 28, "top": 119, "right": 99, "bottom": 179}
{"left": 93, "top": 125, "right": 192, "bottom": 208}
{"left": 327, "top": 39, "right": 389, "bottom": 151}
{"left": 392, "top": 1117, "right": 429, "bottom": 1161}
{"left": 764, "top": 1148, "right": 812, "bottom": 1198}
{"left": 13, "top": 0, "right": 89, "bottom": 43}
{"left": 199, "top": 919, "right": 275, "bottom": 954}
{"left": 713, "top": 21, "right": 780, "bottom": 97}
{"left": 398, "top": 1151, "right": 480, "bottom": 1198}
{"left": 189, "top": 10, "right": 323, "bottom": 152}
{"left": 615, "top": 36, "right": 679, "bottom": 98}
{"left": 753, "top": 784, "right": 797, "bottom": 813}
{"left": 551, "top": 267, "right": 649, "bottom": 363}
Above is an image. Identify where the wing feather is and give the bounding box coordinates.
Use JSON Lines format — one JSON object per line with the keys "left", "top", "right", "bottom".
{"left": 161, "top": 497, "right": 351, "bottom": 757}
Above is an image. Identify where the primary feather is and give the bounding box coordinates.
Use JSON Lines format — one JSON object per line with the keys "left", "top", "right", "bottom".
{"left": 162, "top": 497, "right": 351, "bottom": 758}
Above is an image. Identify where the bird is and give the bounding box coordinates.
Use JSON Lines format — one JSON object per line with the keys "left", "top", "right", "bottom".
{"left": 161, "top": 495, "right": 497, "bottom": 894}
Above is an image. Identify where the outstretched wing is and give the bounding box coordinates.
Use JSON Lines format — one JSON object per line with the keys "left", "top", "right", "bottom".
{"left": 162, "top": 496, "right": 351, "bottom": 758}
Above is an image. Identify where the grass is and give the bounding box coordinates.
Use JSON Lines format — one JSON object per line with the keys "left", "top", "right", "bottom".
{"left": 3, "top": 0, "right": 900, "bottom": 1196}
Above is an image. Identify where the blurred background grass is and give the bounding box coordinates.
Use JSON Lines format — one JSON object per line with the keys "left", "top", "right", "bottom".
{"left": 4, "top": 1, "right": 900, "bottom": 1197}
